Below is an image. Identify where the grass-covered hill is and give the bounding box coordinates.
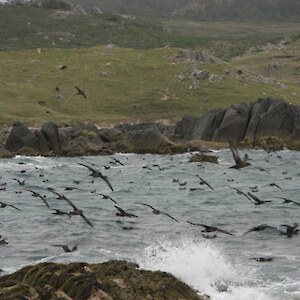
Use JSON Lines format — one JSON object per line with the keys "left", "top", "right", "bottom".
{"left": 0, "top": 38, "right": 299, "bottom": 127}
{"left": 72, "top": 0, "right": 300, "bottom": 22}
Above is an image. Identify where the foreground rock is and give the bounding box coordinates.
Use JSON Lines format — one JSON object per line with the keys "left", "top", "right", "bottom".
{"left": 0, "top": 260, "right": 208, "bottom": 300}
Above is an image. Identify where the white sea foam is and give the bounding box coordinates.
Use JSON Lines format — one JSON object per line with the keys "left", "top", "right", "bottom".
{"left": 136, "top": 238, "right": 291, "bottom": 300}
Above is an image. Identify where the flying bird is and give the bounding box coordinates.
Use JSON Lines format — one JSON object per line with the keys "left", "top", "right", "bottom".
{"left": 74, "top": 85, "right": 87, "bottom": 98}
{"left": 280, "top": 223, "right": 299, "bottom": 238}
{"left": 98, "top": 193, "right": 117, "bottom": 204}
{"left": 229, "top": 142, "right": 251, "bottom": 169}
{"left": 78, "top": 163, "right": 113, "bottom": 191}
{"left": 196, "top": 175, "right": 214, "bottom": 190}
{"left": 48, "top": 189, "right": 93, "bottom": 227}
{"left": 243, "top": 224, "right": 276, "bottom": 235}
{"left": 137, "top": 203, "right": 179, "bottom": 222}
{"left": 247, "top": 192, "right": 272, "bottom": 205}
{"left": 12, "top": 178, "right": 25, "bottom": 185}
{"left": 187, "top": 221, "right": 233, "bottom": 235}
{"left": 115, "top": 205, "right": 138, "bottom": 218}
{"left": 276, "top": 197, "right": 300, "bottom": 206}
{"left": 52, "top": 242, "right": 80, "bottom": 253}
{"left": 0, "top": 201, "right": 21, "bottom": 211}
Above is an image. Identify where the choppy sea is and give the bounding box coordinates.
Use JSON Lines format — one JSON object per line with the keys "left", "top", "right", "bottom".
{"left": 0, "top": 149, "right": 299, "bottom": 300}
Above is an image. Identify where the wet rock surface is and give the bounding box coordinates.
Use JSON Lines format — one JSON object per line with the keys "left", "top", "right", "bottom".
{"left": 0, "top": 260, "right": 207, "bottom": 300}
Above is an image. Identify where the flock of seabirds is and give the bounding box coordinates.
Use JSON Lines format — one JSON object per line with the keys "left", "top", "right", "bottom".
{"left": 0, "top": 142, "right": 299, "bottom": 272}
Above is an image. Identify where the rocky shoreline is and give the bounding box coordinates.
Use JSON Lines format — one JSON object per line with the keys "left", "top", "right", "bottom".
{"left": 0, "top": 260, "right": 208, "bottom": 300}
{"left": 0, "top": 97, "right": 300, "bottom": 158}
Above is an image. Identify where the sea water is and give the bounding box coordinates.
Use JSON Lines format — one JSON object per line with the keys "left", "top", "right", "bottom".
{"left": 0, "top": 149, "right": 299, "bottom": 299}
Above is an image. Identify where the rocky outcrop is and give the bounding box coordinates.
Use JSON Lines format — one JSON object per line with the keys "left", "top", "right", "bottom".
{"left": 175, "top": 97, "right": 300, "bottom": 146}
{"left": 0, "top": 260, "right": 207, "bottom": 300}
{"left": 189, "top": 153, "right": 218, "bottom": 164}
{"left": 1, "top": 97, "right": 300, "bottom": 157}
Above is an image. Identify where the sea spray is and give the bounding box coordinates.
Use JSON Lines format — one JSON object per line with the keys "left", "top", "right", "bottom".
{"left": 137, "top": 238, "right": 281, "bottom": 300}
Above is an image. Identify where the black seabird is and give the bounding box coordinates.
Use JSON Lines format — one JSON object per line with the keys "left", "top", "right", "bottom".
{"left": 243, "top": 224, "right": 276, "bottom": 235}
{"left": 0, "top": 201, "right": 21, "bottom": 211}
{"left": 137, "top": 203, "right": 179, "bottom": 222}
{"left": 115, "top": 205, "right": 138, "bottom": 218}
{"left": 265, "top": 183, "right": 282, "bottom": 190}
{"left": 250, "top": 257, "right": 273, "bottom": 262}
{"left": 280, "top": 223, "right": 299, "bottom": 238}
{"left": 229, "top": 142, "right": 251, "bottom": 169}
{"left": 276, "top": 197, "right": 300, "bottom": 206}
{"left": 13, "top": 178, "right": 25, "bottom": 185}
{"left": 187, "top": 221, "right": 233, "bottom": 235}
{"left": 78, "top": 163, "right": 113, "bottom": 191}
{"left": 196, "top": 175, "right": 214, "bottom": 190}
{"left": 74, "top": 85, "right": 87, "bottom": 98}
{"left": 0, "top": 236, "right": 8, "bottom": 245}
{"left": 49, "top": 190, "right": 93, "bottom": 227}
{"left": 52, "top": 242, "right": 80, "bottom": 253}
{"left": 247, "top": 192, "right": 272, "bottom": 205}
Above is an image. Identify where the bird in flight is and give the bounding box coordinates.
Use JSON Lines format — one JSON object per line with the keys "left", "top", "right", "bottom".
{"left": 276, "top": 197, "right": 300, "bottom": 206}
{"left": 52, "top": 242, "right": 80, "bottom": 253}
{"left": 137, "top": 203, "right": 179, "bottom": 222}
{"left": 229, "top": 142, "right": 251, "bottom": 169}
{"left": 78, "top": 163, "right": 113, "bottom": 191}
{"left": 247, "top": 192, "right": 272, "bottom": 205}
{"left": 74, "top": 85, "right": 87, "bottom": 98}
{"left": 115, "top": 205, "right": 138, "bottom": 218}
{"left": 243, "top": 224, "right": 276, "bottom": 235}
{"left": 98, "top": 193, "right": 117, "bottom": 204}
{"left": 12, "top": 178, "right": 25, "bottom": 185}
{"left": 280, "top": 223, "right": 299, "bottom": 238}
{"left": 187, "top": 221, "right": 233, "bottom": 235}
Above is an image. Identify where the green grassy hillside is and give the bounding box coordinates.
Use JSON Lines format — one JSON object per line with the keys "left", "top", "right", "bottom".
{"left": 0, "top": 40, "right": 299, "bottom": 127}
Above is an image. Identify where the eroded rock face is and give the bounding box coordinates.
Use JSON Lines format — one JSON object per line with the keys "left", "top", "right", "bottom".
{"left": 5, "top": 122, "right": 40, "bottom": 152}
{"left": 0, "top": 260, "right": 206, "bottom": 300}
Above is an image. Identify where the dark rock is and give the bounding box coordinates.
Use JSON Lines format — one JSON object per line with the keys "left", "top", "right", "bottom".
{"left": 245, "top": 98, "right": 300, "bottom": 141}
{"left": 192, "top": 109, "right": 225, "bottom": 141}
{"left": 212, "top": 103, "right": 249, "bottom": 144}
{"left": 5, "top": 122, "right": 39, "bottom": 152}
{"left": 0, "top": 149, "right": 14, "bottom": 158}
{"left": 41, "top": 122, "right": 61, "bottom": 152}
{"left": 189, "top": 153, "right": 219, "bottom": 164}
{"left": 0, "top": 260, "right": 205, "bottom": 300}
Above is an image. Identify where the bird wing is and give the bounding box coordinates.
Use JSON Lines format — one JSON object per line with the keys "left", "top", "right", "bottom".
{"left": 74, "top": 85, "right": 81, "bottom": 92}
{"left": 77, "top": 162, "right": 95, "bottom": 173}
{"left": 115, "top": 205, "right": 126, "bottom": 214}
{"left": 79, "top": 212, "right": 94, "bottom": 227}
{"left": 8, "top": 203, "right": 21, "bottom": 211}
{"left": 62, "top": 195, "right": 78, "bottom": 211}
{"left": 162, "top": 212, "right": 179, "bottom": 223}
{"left": 216, "top": 227, "right": 233, "bottom": 235}
{"left": 137, "top": 202, "right": 156, "bottom": 210}
{"left": 229, "top": 142, "right": 242, "bottom": 164}
{"left": 247, "top": 192, "right": 261, "bottom": 203}
{"left": 187, "top": 220, "right": 205, "bottom": 227}
{"left": 100, "top": 175, "right": 114, "bottom": 191}
{"left": 199, "top": 176, "right": 214, "bottom": 190}
{"left": 38, "top": 194, "right": 51, "bottom": 208}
